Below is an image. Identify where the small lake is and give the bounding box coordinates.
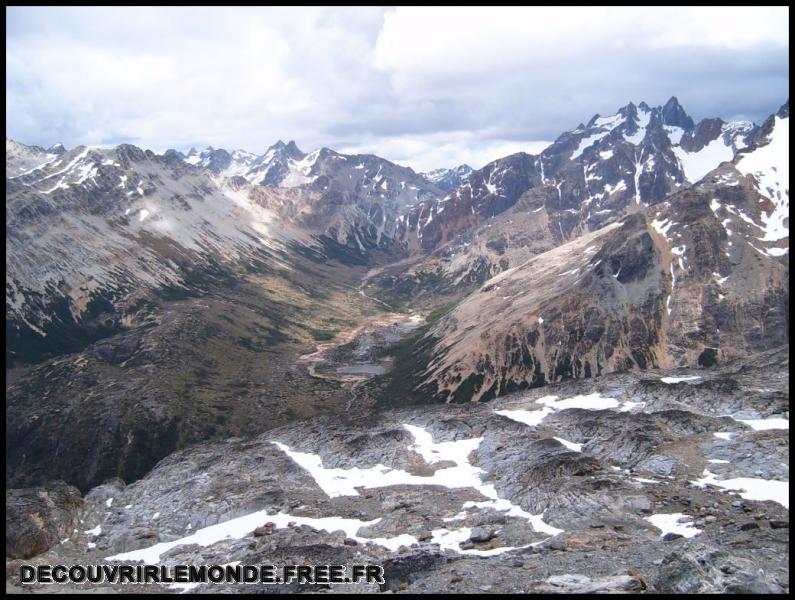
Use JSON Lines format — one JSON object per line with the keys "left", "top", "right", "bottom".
{"left": 336, "top": 364, "right": 386, "bottom": 375}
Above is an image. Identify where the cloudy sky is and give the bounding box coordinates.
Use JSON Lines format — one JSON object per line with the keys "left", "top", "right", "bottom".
{"left": 6, "top": 6, "right": 789, "bottom": 171}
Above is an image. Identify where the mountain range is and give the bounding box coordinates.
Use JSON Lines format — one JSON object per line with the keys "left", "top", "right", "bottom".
{"left": 5, "top": 94, "right": 789, "bottom": 515}
{"left": 5, "top": 94, "right": 790, "bottom": 593}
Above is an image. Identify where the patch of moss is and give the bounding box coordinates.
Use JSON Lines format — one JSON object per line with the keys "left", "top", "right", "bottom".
{"left": 368, "top": 325, "right": 440, "bottom": 408}
{"left": 6, "top": 288, "right": 124, "bottom": 368}
{"left": 698, "top": 347, "right": 719, "bottom": 367}
{"left": 318, "top": 235, "right": 370, "bottom": 266}
{"left": 309, "top": 328, "right": 337, "bottom": 341}
{"left": 450, "top": 372, "right": 485, "bottom": 403}
{"left": 425, "top": 301, "right": 458, "bottom": 325}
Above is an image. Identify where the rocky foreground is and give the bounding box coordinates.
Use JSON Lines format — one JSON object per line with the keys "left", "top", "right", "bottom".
{"left": 6, "top": 347, "right": 788, "bottom": 594}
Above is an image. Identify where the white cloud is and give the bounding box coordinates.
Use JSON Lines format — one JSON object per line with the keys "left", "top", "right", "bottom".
{"left": 645, "top": 7, "right": 789, "bottom": 49}
{"left": 374, "top": 7, "right": 788, "bottom": 80}
{"left": 339, "top": 134, "right": 552, "bottom": 172}
{"left": 6, "top": 7, "right": 381, "bottom": 150}
{"left": 5, "top": 6, "right": 789, "bottom": 172}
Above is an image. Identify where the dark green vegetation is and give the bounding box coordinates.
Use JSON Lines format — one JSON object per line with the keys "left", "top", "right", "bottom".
{"left": 363, "top": 259, "right": 492, "bottom": 312}
{"left": 6, "top": 246, "right": 375, "bottom": 493}
{"left": 308, "top": 328, "right": 337, "bottom": 341}
{"left": 364, "top": 301, "right": 459, "bottom": 409}
{"left": 698, "top": 347, "right": 719, "bottom": 367}
{"left": 6, "top": 288, "right": 124, "bottom": 368}
{"left": 6, "top": 245, "right": 281, "bottom": 369}
{"left": 424, "top": 301, "right": 458, "bottom": 324}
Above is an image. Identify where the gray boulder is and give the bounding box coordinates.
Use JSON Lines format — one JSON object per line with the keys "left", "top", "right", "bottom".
{"left": 655, "top": 543, "right": 784, "bottom": 593}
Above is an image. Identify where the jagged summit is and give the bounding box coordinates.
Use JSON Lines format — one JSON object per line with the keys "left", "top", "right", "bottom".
{"left": 661, "top": 96, "right": 695, "bottom": 129}
{"left": 6, "top": 137, "right": 65, "bottom": 177}
{"left": 421, "top": 164, "right": 474, "bottom": 193}
{"left": 409, "top": 96, "right": 769, "bottom": 259}
{"left": 266, "top": 139, "right": 305, "bottom": 156}
{"left": 618, "top": 100, "right": 639, "bottom": 119}
{"left": 284, "top": 140, "right": 303, "bottom": 154}
{"left": 163, "top": 148, "right": 186, "bottom": 160}
{"left": 585, "top": 97, "right": 693, "bottom": 132}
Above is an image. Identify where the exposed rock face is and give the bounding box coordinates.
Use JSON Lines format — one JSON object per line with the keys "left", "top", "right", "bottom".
{"left": 182, "top": 140, "right": 306, "bottom": 185}
{"left": 661, "top": 96, "right": 695, "bottom": 130}
{"left": 8, "top": 138, "right": 433, "bottom": 367}
{"left": 421, "top": 164, "right": 474, "bottom": 192}
{"left": 529, "top": 574, "right": 645, "bottom": 593}
{"left": 6, "top": 481, "right": 83, "bottom": 559}
{"left": 656, "top": 544, "right": 784, "bottom": 593}
{"left": 381, "top": 103, "right": 788, "bottom": 403}
{"left": 365, "top": 98, "right": 774, "bottom": 314}
{"left": 288, "top": 147, "right": 443, "bottom": 253}
{"left": 420, "top": 221, "right": 647, "bottom": 401}
{"left": 7, "top": 98, "right": 784, "bottom": 373}
{"left": 173, "top": 140, "right": 445, "bottom": 255}
{"left": 6, "top": 138, "right": 64, "bottom": 178}
{"left": 6, "top": 349, "right": 788, "bottom": 592}
{"left": 6, "top": 142, "right": 302, "bottom": 365}
{"left": 414, "top": 187, "right": 787, "bottom": 403}
{"left": 409, "top": 152, "right": 541, "bottom": 252}
{"left": 400, "top": 96, "right": 758, "bottom": 256}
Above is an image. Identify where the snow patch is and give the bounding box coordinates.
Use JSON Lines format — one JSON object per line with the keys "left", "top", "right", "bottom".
{"left": 733, "top": 417, "right": 789, "bottom": 431}
{"left": 599, "top": 149, "right": 614, "bottom": 160}
{"left": 735, "top": 115, "right": 789, "bottom": 241}
{"left": 664, "top": 126, "right": 685, "bottom": 145}
{"left": 660, "top": 375, "right": 702, "bottom": 384}
{"left": 537, "top": 392, "right": 619, "bottom": 411}
{"left": 691, "top": 470, "right": 789, "bottom": 508}
{"left": 553, "top": 437, "right": 583, "bottom": 452}
{"left": 674, "top": 138, "right": 734, "bottom": 183}
{"left": 107, "top": 509, "right": 416, "bottom": 564}
{"left": 604, "top": 180, "right": 627, "bottom": 195}
{"left": 624, "top": 107, "right": 651, "bottom": 145}
{"left": 646, "top": 513, "right": 702, "bottom": 538}
{"left": 270, "top": 424, "right": 561, "bottom": 555}
{"left": 571, "top": 130, "right": 610, "bottom": 160}
{"left": 651, "top": 218, "right": 674, "bottom": 240}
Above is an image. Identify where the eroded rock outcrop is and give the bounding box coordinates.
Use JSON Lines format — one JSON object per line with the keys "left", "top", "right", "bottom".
{"left": 6, "top": 481, "right": 83, "bottom": 559}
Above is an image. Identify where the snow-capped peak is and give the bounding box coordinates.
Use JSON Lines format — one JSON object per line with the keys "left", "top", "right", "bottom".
{"left": 735, "top": 111, "right": 789, "bottom": 242}
{"left": 6, "top": 138, "right": 70, "bottom": 178}
{"left": 421, "top": 165, "right": 474, "bottom": 192}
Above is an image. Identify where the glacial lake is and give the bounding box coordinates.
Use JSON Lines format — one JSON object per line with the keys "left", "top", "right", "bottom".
{"left": 336, "top": 364, "right": 386, "bottom": 375}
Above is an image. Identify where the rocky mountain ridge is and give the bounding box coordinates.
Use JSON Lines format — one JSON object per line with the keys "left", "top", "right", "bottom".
{"left": 421, "top": 164, "right": 474, "bottom": 192}
{"left": 5, "top": 95, "right": 789, "bottom": 594}
{"left": 369, "top": 98, "right": 775, "bottom": 304}
{"left": 5, "top": 96, "right": 788, "bottom": 494}
{"left": 372, "top": 102, "right": 788, "bottom": 404}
